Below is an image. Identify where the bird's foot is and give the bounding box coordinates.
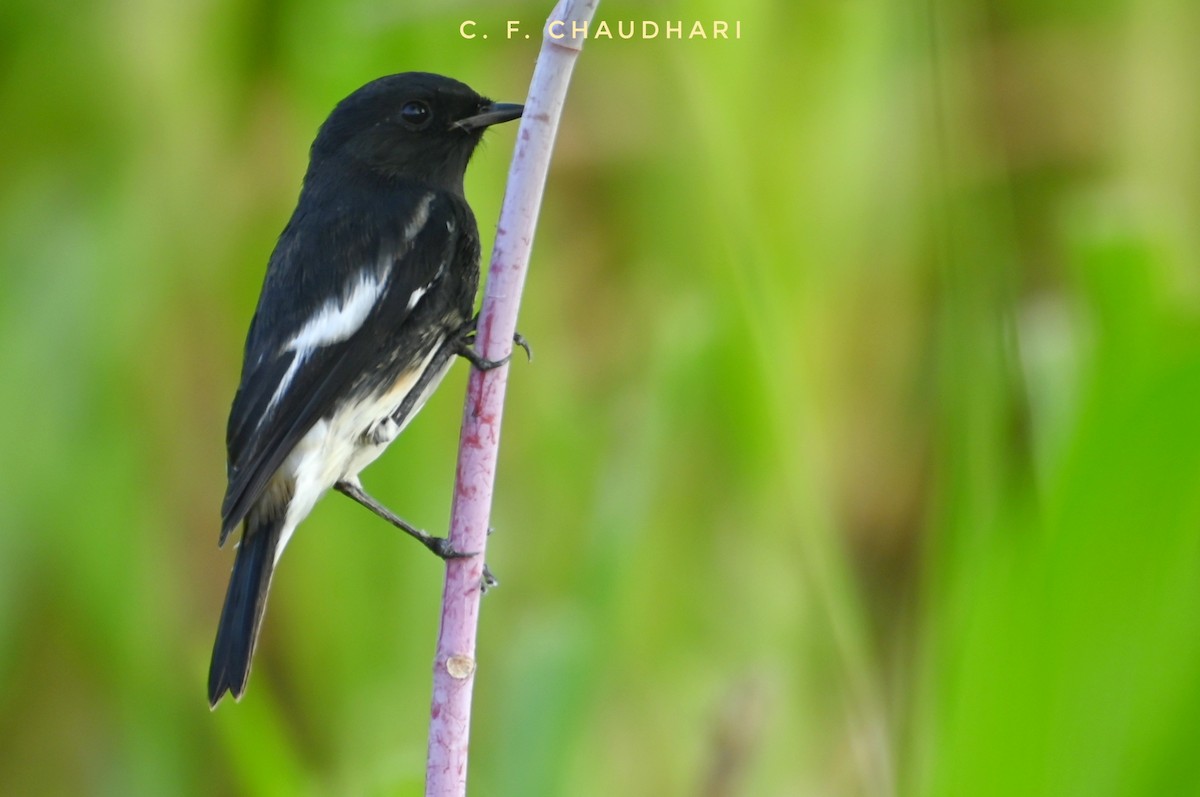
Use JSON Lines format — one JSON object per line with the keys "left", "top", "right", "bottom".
{"left": 335, "top": 480, "right": 477, "bottom": 560}
{"left": 454, "top": 316, "right": 532, "bottom": 370}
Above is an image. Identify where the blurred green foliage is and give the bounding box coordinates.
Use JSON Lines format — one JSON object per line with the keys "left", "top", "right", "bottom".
{"left": 1, "top": 0, "right": 1198, "bottom": 794}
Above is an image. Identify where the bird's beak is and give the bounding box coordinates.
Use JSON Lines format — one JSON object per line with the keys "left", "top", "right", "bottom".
{"left": 452, "top": 102, "right": 524, "bottom": 132}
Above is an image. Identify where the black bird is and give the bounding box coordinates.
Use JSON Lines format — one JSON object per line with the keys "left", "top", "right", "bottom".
{"left": 208, "top": 73, "right": 523, "bottom": 707}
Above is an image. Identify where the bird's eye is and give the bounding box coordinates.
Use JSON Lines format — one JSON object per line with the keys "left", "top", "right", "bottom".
{"left": 399, "top": 101, "right": 431, "bottom": 128}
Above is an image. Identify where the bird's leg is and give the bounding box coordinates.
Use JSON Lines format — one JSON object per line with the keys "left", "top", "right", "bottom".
{"left": 335, "top": 480, "right": 498, "bottom": 592}
{"left": 454, "top": 315, "right": 533, "bottom": 371}
{"left": 334, "top": 480, "right": 471, "bottom": 560}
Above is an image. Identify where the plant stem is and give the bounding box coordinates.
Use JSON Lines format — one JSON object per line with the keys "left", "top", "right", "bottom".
{"left": 424, "top": 2, "right": 598, "bottom": 795}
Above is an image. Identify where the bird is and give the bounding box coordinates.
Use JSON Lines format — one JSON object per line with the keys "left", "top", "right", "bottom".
{"left": 208, "top": 72, "right": 523, "bottom": 707}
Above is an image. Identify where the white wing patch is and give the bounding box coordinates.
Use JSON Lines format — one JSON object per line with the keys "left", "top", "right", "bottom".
{"left": 401, "top": 195, "right": 442, "bottom": 313}
{"left": 287, "top": 270, "right": 385, "bottom": 353}
{"left": 404, "top": 193, "right": 435, "bottom": 244}
{"left": 406, "top": 285, "right": 427, "bottom": 311}
{"left": 263, "top": 271, "right": 387, "bottom": 415}
{"left": 259, "top": 191, "right": 436, "bottom": 421}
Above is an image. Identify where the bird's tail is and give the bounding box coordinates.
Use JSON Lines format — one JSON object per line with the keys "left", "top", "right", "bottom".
{"left": 208, "top": 517, "right": 281, "bottom": 707}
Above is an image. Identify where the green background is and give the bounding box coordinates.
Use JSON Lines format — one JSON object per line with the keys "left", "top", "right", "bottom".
{"left": 2, "top": 0, "right": 1198, "bottom": 794}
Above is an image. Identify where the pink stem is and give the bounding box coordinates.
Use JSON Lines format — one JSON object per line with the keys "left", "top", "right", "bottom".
{"left": 424, "top": 2, "right": 598, "bottom": 795}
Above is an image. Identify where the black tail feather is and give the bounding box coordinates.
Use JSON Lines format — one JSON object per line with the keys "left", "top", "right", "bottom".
{"left": 208, "top": 519, "right": 280, "bottom": 707}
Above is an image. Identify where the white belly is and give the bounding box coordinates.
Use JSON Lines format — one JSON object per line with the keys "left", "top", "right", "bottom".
{"left": 271, "top": 343, "right": 454, "bottom": 562}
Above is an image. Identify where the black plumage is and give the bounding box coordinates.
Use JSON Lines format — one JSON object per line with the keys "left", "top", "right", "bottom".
{"left": 208, "top": 73, "right": 522, "bottom": 707}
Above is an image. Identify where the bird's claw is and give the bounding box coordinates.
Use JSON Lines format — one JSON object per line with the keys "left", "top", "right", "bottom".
{"left": 427, "top": 537, "right": 496, "bottom": 593}
{"left": 455, "top": 317, "right": 532, "bottom": 370}
{"left": 513, "top": 333, "right": 533, "bottom": 362}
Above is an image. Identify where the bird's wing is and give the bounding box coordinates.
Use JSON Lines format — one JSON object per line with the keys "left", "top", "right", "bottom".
{"left": 219, "top": 191, "right": 476, "bottom": 543}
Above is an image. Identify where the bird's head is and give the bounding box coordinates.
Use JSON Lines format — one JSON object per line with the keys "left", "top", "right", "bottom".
{"left": 308, "top": 72, "right": 523, "bottom": 192}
